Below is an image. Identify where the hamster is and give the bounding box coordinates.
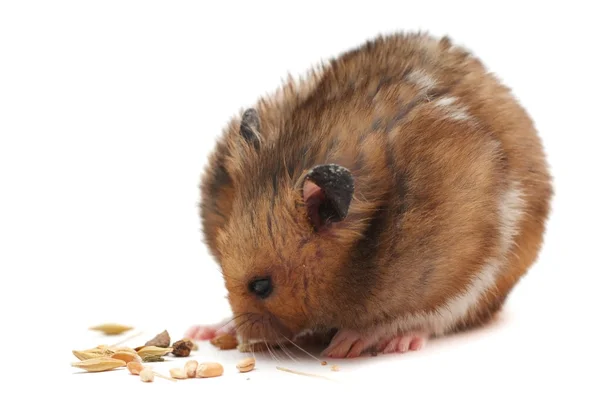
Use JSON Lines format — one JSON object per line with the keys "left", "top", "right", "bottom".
{"left": 186, "top": 32, "right": 553, "bottom": 358}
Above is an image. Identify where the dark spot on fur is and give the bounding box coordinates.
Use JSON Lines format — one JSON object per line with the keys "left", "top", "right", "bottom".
{"left": 371, "top": 118, "right": 383, "bottom": 131}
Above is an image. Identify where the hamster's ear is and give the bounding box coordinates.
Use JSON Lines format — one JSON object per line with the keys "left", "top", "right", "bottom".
{"left": 302, "top": 164, "right": 354, "bottom": 231}
{"left": 239, "top": 108, "right": 260, "bottom": 149}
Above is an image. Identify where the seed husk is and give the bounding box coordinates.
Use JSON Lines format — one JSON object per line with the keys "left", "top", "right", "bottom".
{"left": 127, "top": 361, "right": 144, "bottom": 375}
{"left": 111, "top": 351, "right": 140, "bottom": 363}
{"left": 236, "top": 357, "right": 256, "bottom": 373}
{"left": 169, "top": 368, "right": 188, "bottom": 379}
{"left": 184, "top": 360, "right": 198, "bottom": 378}
{"left": 72, "top": 349, "right": 106, "bottom": 361}
{"left": 89, "top": 323, "right": 133, "bottom": 336}
{"left": 112, "top": 346, "right": 137, "bottom": 354}
{"left": 210, "top": 333, "right": 238, "bottom": 350}
{"left": 195, "top": 362, "right": 224, "bottom": 378}
{"left": 171, "top": 339, "right": 193, "bottom": 357}
{"left": 140, "top": 368, "right": 154, "bottom": 382}
{"left": 71, "top": 357, "right": 126, "bottom": 372}
{"left": 144, "top": 330, "right": 170, "bottom": 348}
{"left": 137, "top": 346, "right": 173, "bottom": 362}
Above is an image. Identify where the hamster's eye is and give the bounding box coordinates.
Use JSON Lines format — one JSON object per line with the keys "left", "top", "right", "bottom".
{"left": 248, "top": 276, "right": 273, "bottom": 299}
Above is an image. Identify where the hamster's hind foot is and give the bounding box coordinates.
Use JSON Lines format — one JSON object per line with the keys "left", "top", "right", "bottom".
{"left": 321, "top": 328, "right": 429, "bottom": 358}
{"left": 321, "top": 329, "right": 380, "bottom": 359}
{"left": 375, "top": 332, "right": 428, "bottom": 354}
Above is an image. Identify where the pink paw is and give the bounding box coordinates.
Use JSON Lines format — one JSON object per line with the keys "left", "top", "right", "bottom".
{"left": 321, "top": 329, "right": 379, "bottom": 359}
{"left": 376, "top": 332, "right": 428, "bottom": 354}
{"left": 184, "top": 317, "right": 236, "bottom": 341}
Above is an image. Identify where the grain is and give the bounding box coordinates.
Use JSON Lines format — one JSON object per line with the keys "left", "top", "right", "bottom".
{"left": 236, "top": 357, "right": 256, "bottom": 373}
{"left": 111, "top": 351, "right": 140, "bottom": 363}
{"left": 210, "top": 333, "right": 238, "bottom": 350}
{"left": 140, "top": 368, "right": 154, "bottom": 382}
{"left": 195, "top": 362, "right": 224, "bottom": 378}
{"left": 71, "top": 357, "right": 126, "bottom": 372}
{"left": 127, "top": 361, "right": 144, "bottom": 375}
{"left": 184, "top": 360, "right": 198, "bottom": 378}
{"left": 331, "top": 365, "right": 340, "bottom": 372}
{"left": 169, "top": 368, "right": 188, "bottom": 379}
{"left": 89, "top": 323, "right": 133, "bottom": 335}
{"left": 137, "top": 346, "right": 173, "bottom": 362}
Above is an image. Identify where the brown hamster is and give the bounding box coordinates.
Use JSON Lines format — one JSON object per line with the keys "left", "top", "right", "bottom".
{"left": 186, "top": 32, "right": 553, "bottom": 358}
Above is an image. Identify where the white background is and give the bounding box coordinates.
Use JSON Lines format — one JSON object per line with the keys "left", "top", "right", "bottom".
{"left": 1, "top": 1, "right": 599, "bottom": 414}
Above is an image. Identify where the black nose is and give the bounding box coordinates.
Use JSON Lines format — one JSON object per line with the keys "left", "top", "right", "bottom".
{"left": 249, "top": 276, "right": 273, "bottom": 299}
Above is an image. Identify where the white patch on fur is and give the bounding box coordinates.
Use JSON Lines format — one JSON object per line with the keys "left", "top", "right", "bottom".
{"left": 407, "top": 69, "right": 436, "bottom": 92}
{"left": 433, "top": 96, "right": 473, "bottom": 121}
{"left": 372, "top": 182, "right": 525, "bottom": 339}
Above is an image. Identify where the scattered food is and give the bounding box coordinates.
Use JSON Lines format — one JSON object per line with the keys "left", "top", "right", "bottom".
{"left": 210, "top": 333, "right": 238, "bottom": 350}
{"left": 320, "top": 361, "right": 327, "bottom": 366}
{"left": 196, "top": 362, "right": 224, "bottom": 378}
{"left": 127, "top": 362, "right": 144, "bottom": 375}
{"left": 145, "top": 330, "right": 171, "bottom": 348}
{"left": 331, "top": 365, "right": 340, "bottom": 372}
{"left": 169, "top": 368, "right": 188, "bottom": 379}
{"left": 89, "top": 323, "right": 133, "bottom": 336}
{"left": 171, "top": 339, "right": 194, "bottom": 357}
{"left": 236, "top": 357, "right": 256, "bottom": 373}
{"left": 184, "top": 360, "right": 198, "bottom": 378}
{"left": 110, "top": 351, "right": 140, "bottom": 363}
{"left": 183, "top": 338, "right": 199, "bottom": 351}
{"left": 71, "top": 357, "right": 126, "bottom": 372}
{"left": 137, "top": 346, "right": 173, "bottom": 362}
{"left": 140, "top": 368, "right": 154, "bottom": 382}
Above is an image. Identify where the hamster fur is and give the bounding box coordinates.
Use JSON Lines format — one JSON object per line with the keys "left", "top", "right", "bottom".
{"left": 187, "top": 32, "right": 553, "bottom": 358}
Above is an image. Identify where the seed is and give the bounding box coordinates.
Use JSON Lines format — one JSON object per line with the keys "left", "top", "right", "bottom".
{"left": 144, "top": 330, "right": 171, "bottom": 348}
{"left": 169, "top": 368, "right": 188, "bottom": 379}
{"left": 236, "top": 357, "right": 256, "bottom": 373}
{"left": 127, "top": 361, "right": 144, "bottom": 375}
{"left": 111, "top": 351, "right": 140, "bottom": 363}
{"left": 171, "top": 339, "right": 193, "bottom": 357}
{"left": 183, "top": 338, "right": 199, "bottom": 351}
{"left": 140, "top": 368, "right": 154, "bottom": 382}
{"left": 320, "top": 361, "right": 327, "bottom": 366}
{"left": 113, "top": 346, "right": 138, "bottom": 354}
{"left": 89, "top": 323, "right": 133, "bottom": 335}
{"left": 195, "top": 362, "right": 224, "bottom": 378}
{"left": 72, "top": 349, "right": 106, "bottom": 361}
{"left": 331, "top": 365, "right": 340, "bottom": 372}
{"left": 210, "top": 333, "right": 238, "bottom": 350}
{"left": 184, "top": 360, "right": 198, "bottom": 378}
{"left": 137, "top": 346, "right": 173, "bottom": 362}
{"left": 71, "top": 357, "right": 126, "bottom": 372}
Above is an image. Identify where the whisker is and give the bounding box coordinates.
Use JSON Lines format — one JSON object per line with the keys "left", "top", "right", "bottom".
{"left": 281, "top": 334, "right": 324, "bottom": 364}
